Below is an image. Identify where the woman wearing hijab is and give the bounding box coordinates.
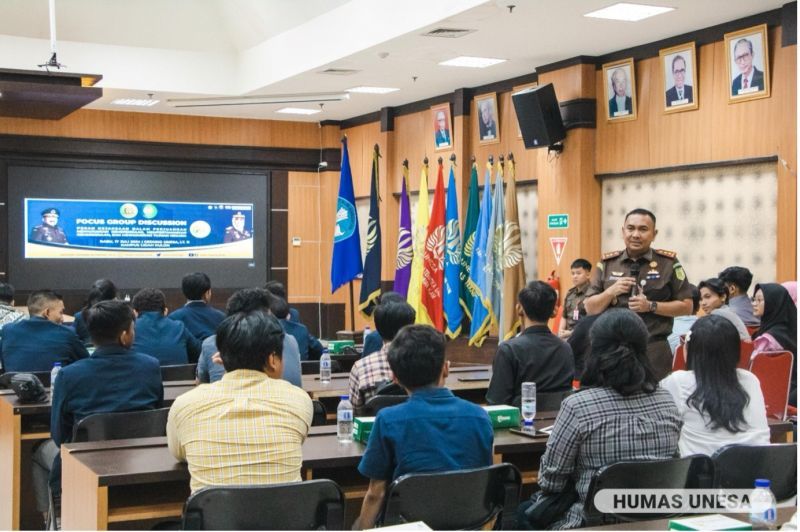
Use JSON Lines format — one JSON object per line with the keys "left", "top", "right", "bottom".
{"left": 752, "top": 282, "right": 797, "bottom": 405}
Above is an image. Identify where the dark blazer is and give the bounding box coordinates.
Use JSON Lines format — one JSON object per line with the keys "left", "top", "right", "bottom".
{"left": 731, "top": 67, "right": 764, "bottom": 95}
{"left": 72, "top": 311, "right": 90, "bottom": 344}
{"left": 281, "top": 319, "right": 324, "bottom": 361}
{"left": 609, "top": 96, "right": 633, "bottom": 116}
{"left": 665, "top": 84, "right": 694, "bottom": 106}
{"left": 0, "top": 316, "right": 90, "bottom": 372}
{"left": 435, "top": 129, "right": 451, "bottom": 147}
{"left": 361, "top": 330, "right": 383, "bottom": 358}
{"left": 168, "top": 301, "right": 225, "bottom": 341}
{"left": 132, "top": 311, "right": 202, "bottom": 365}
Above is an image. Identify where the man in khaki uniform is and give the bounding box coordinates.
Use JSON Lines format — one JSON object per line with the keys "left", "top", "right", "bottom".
{"left": 584, "top": 208, "right": 692, "bottom": 379}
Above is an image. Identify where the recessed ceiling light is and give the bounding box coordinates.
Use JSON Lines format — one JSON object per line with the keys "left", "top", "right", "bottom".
{"left": 110, "top": 98, "right": 159, "bottom": 107}
{"left": 439, "top": 56, "right": 506, "bottom": 68}
{"left": 276, "top": 107, "right": 321, "bottom": 115}
{"left": 584, "top": 3, "right": 674, "bottom": 22}
{"left": 346, "top": 86, "right": 400, "bottom": 94}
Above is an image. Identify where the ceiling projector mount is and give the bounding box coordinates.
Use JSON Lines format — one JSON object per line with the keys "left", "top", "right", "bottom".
{"left": 38, "top": 0, "right": 66, "bottom": 71}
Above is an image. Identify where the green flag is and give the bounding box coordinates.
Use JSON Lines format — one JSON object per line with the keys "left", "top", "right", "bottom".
{"left": 459, "top": 162, "right": 480, "bottom": 322}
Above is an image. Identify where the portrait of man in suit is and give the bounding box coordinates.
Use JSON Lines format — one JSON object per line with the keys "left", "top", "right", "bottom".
{"left": 731, "top": 37, "right": 764, "bottom": 95}
{"left": 476, "top": 94, "right": 500, "bottom": 144}
{"left": 433, "top": 109, "right": 451, "bottom": 149}
{"left": 608, "top": 68, "right": 632, "bottom": 117}
{"left": 665, "top": 55, "right": 694, "bottom": 107}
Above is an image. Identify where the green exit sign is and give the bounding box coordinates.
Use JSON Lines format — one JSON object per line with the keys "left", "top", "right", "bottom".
{"left": 547, "top": 214, "right": 569, "bottom": 229}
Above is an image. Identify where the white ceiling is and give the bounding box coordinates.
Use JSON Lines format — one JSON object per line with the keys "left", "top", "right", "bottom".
{"left": 0, "top": 0, "right": 787, "bottom": 122}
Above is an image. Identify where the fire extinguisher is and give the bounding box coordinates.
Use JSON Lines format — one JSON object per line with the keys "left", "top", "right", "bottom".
{"left": 546, "top": 270, "right": 562, "bottom": 334}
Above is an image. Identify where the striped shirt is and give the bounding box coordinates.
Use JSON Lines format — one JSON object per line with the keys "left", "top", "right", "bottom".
{"left": 167, "top": 369, "right": 313, "bottom": 493}
{"left": 348, "top": 343, "right": 392, "bottom": 407}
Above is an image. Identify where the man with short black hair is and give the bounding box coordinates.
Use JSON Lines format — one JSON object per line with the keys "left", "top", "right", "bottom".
{"left": 132, "top": 288, "right": 201, "bottom": 365}
{"left": 270, "top": 296, "right": 323, "bottom": 361}
{"left": 558, "top": 258, "right": 592, "bottom": 339}
{"left": 169, "top": 272, "right": 225, "bottom": 341}
{"left": 264, "top": 280, "right": 301, "bottom": 322}
{"left": 168, "top": 311, "right": 312, "bottom": 493}
{"left": 486, "top": 281, "right": 574, "bottom": 406}
{"left": 354, "top": 324, "right": 493, "bottom": 529}
{"left": 0, "top": 282, "right": 25, "bottom": 342}
{"left": 0, "top": 290, "right": 89, "bottom": 372}
{"left": 718, "top": 266, "right": 760, "bottom": 326}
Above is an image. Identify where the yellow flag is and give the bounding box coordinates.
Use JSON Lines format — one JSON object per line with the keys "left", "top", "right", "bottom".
{"left": 406, "top": 162, "right": 430, "bottom": 323}
{"left": 501, "top": 157, "right": 527, "bottom": 340}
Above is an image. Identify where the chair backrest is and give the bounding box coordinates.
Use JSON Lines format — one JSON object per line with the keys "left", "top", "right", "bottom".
{"left": 738, "top": 341, "right": 754, "bottom": 369}
{"left": 379, "top": 463, "right": 522, "bottom": 530}
{"left": 536, "top": 390, "right": 572, "bottom": 411}
{"left": 72, "top": 407, "right": 170, "bottom": 442}
{"left": 160, "top": 363, "right": 197, "bottom": 381}
{"left": 375, "top": 380, "right": 406, "bottom": 396}
{"left": 311, "top": 400, "right": 327, "bottom": 426}
{"left": 672, "top": 343, "right": 687, "bottom": 372}
{"left": 584, "top": 455, "right": 715, "bottom": 525}
{"left": 0, "top": 370, "right": 51, "bottom": 388}
{"left": 182, "top": 479, "right": 345, "bottom": 530}
{"left": 712, "top": 443, "right": 797, "bottom": 501}
{"left": 300, "top": 360, "right": 342, "bottom": 375}
{"left": 749, "top": 351, "right": 793, "bottom": 420}
{"left": 363, "top": 395, "right": 408, "bottom": 416}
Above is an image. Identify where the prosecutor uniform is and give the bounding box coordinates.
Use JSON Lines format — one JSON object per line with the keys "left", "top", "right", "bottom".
{"left": 30, "top": 208, "right": 68, "bottom": 244}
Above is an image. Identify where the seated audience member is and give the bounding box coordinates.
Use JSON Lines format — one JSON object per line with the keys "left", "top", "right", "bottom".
{"left": 518, "top": 309, "right": 680, "bottom": 530}
{"left": 661, "top": 315, "right": 769, "bottom": 457}
{"left": 668, "top": 284, "right": 700, "bottom": 354}
{"left": 348, "top": 301, "right": 416, "bottom": 408}
{"left": 270, "top": 296, "right": 323, "bottom": 361}
{"left": 486, "top": 280, "right": 574, "bottom": 407}
{"left": 0, "top": 282, "right": 25, "bottom": 341}
{"left": 362, "top": 291, "right": 405, "bottom": 358}
{"left": 169, "top": 272, "right": 225, "bottom": 341}
{"left": 32, "top": 300, "right": 163, "bottom": 519}
{"left": 558, "top": 259, "right": 592, "bottom": 339}
{"left": 566, "top": 313, "right": 600, "bottom": 380}
{"left": 751, "top": 282, "right": 797, "bottom": 404}
{"left": 196, "top": 288, "right": 301, "bottom": 387}
{"left": 72, "top": 278, "right": 117, "bottom": 344}
{"left": 697, "top": 278, "right": 750, "bottom": 340}
{"left": 168, "top": 311, "right": 312, "bottom": 493}
{"left": 131, "top": 288, "right": 201, "bottom": 365}
{"left": 718, "top": 266, "right": 760, "bottom": 326}
{"left": 354, "top": 325, "right": 493, "bottom": 529}
{"left": 264, "top": 280, "right": 301, "bottom": 323}
{"left": 0, "top": 290, "right": 89, "bottom": 372}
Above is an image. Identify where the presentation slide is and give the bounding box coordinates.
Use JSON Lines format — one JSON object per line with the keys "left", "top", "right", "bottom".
{"left": 25, "top": 198, "right": 254, "bottom": 259}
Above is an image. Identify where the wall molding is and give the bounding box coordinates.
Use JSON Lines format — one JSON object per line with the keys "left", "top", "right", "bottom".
{"left": 596, "top": 155, "right": 779, "bottom": 180}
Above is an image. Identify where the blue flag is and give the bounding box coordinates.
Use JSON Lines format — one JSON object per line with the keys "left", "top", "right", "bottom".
{"left": 330, "top": 138, "right": 363, "bottom": 293}
{"left": 468, "top": 164, "right": 493, "bottom": 346}
{"left": 486, "top": 163, "right": 505, "bottom": 328}
{"left": 443, "top": 165, "right": 463, "bottom": 339}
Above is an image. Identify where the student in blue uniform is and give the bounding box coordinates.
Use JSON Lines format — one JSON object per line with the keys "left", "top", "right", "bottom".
{"left": 168, "top": 272, "right": 225, "bottom": 341}
{"left": 0, "top": 290, "right": 89, "bottom": 372}
{"left": 72, "top": 278, "right": 118, "bottom": 344}
{"left": 271, "top": 296, "right": 323, "bottom": 361}
{"left": 132, "top": 288, "right": 201, "bottom": 365}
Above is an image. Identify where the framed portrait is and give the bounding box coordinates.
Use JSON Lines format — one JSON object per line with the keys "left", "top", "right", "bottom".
{"left": 725, "top": 24, "right": 770, "bottom": 103}
{"left": 431, "top": 103, "right": 453, "bottom": 152}
{"left": 602, "top": 58, "right": 637, "bottom": 122}
{"left": 660, "top": 42, "right": 698, "bottom": 113}
{"left": 475, "top": 92, "right": 500, "bottom": 145}
{"left": 513, "top": 82, "right": 537, "bottom": 138}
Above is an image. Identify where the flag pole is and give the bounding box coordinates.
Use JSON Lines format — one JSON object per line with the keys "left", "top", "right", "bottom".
{"left": 348, "top": 281, "right": 356, "bottom": 331}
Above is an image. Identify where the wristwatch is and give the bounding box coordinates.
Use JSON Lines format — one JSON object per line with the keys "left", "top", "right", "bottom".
{"left": 649, "top": 300, "right": 658, "bottom": 313}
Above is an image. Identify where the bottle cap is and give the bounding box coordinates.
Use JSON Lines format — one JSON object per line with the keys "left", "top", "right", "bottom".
{"left": 523, "top": 419, "right": 533, "bottom": 426}
{"left": 340, "top": 395, "right": 349, "bottom": 400}
{"left": 755, "top": 479, "right": 771, "bottom": 488}
{"left": 53, "top": 362, "right": 62, "bottom": 367}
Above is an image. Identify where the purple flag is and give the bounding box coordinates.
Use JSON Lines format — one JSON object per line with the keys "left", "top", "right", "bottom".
{"left": 393, "top": 164, "right": 413, "bottom": 296}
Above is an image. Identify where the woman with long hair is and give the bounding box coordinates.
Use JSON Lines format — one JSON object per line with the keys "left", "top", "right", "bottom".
{"left": 73, "top": 278, "right": 118, "bottom": 343}
{"left": 697, "top": 278, "right": 750, "bottom": 340}
{"left": 661, "top": 315, "right": 769, "bottom": 457}
{"left": 519, "top": 309, "right": 680, "bottom": 529}
{"left": 751, "top": 282, "right": 797, "bottom": 405}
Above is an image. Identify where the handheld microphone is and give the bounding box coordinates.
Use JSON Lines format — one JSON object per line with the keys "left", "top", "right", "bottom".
{"left": 629, "top": 263, "right": 641, "bottom": 296}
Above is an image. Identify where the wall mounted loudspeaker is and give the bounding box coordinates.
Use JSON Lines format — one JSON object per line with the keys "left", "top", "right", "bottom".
{"left": 512, "top": 83, "right": 566, "bottom": 149}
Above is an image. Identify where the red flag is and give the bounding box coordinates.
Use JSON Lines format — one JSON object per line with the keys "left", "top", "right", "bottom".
{"left": 420, "top": 162, "right": 446, "bottom": 331}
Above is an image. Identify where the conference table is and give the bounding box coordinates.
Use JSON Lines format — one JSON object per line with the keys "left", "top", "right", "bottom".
{"left": 580, "top": 507, "right": 796, "bottom": 530}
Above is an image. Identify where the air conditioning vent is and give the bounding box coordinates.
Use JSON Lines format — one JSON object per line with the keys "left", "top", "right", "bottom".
{"left": 421, "top": 27, "right": 476, "bottom": 38}
{"left": 318, "top": 68, "right": 360, "bottom": 76}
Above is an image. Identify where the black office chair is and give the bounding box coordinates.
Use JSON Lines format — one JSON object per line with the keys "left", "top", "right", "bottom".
{"left": 0, "top": 370, "right": 52, "bottom": 388}
{"left": 379, "top": 463, "right": 522, "bottom": 530}
{"left": 161, "top": 364, "right": 197, "bottom": 382}
{"left": 301, "top": 360, "right": 342, "bottom": 375}
{"left": 712, "top": 443, "right": 797, "bottom": 501}
{"left": 311, "top": 400, "right": 327, "bottom": 426}
{"left": 583, "top": 455, "right": 715, "bottom": 526}
{"left": 181, "top": 479, "right": 345, "bottom": 530}
{"left": 71, "top": 407, "right": 171, "bottom": 442}
{"left": 375, "top": 380, "right": 406, "bottom": 396}
{"left": 363, "top": 395, "right": 408, "bottom": 416}
{"left": 536, "top": 390, "right": 572, "bottom": 412}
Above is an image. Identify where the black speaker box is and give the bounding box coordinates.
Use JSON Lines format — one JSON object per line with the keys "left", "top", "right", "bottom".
{"left": 512, "top": 83, "right": 566, "bottom": 149}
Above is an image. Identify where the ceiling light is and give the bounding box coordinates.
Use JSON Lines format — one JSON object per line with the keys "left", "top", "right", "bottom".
{"left": 346, "top": 86, "right": 400, "bottom": 94}
{"left": 584, "top": 3, "right": 674, "bottom": 22}
{"left": 166, "top": 92, "right": 349, "bottom": 108}
{"left": 276, "top": 107, "right": 321, "bottom": 115}
{"left": 110, "top": 98, "right": 159, "bottom": 107}
{"left": 439, "top": 56, "right": 506, "bottom": 68}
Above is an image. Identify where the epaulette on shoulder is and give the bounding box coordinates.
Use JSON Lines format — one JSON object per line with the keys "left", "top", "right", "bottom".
{"left": 601, "top": 250, "right": 623, "bottom": 260}
{"left": 654, "top": 248, "right": 677, "bottom": 259}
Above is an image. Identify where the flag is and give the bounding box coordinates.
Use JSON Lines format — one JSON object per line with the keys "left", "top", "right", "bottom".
{"left": 443, "top": 165, "right": 463, "bottom": 338}
{"left": 486, "top": 161, "right": 505, "bottom": 329}
{"left": 358, "top": 145, "right": 382, "bottom": 317}
{"left": 331, "top": 137, "right": 363, "bottom": 293}
{"left": 406, "top": 162, "right": 429, "bottom": 318}
{"left": 459, "top": 162, "right": 480, "bottom": 322}
{"left": 467, "top": 163, "right": 493, "bottom": 346}
{"left": 393, "top": 163, "right": 412, "bottom": 297}
{"left": 420, "top": 160, "right": 446, "bottom": 330}
{"left": 501, "top": 156, "right": 527, "bottom": 340}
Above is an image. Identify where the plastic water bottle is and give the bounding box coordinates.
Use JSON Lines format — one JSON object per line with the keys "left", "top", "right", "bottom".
{"left": 320, "top": 349, "right": 332, "bottom": 383}
{"left": 50, "top": 362, "right": 62, "bottom": 398}
{"left": 337, "top": 395, "right": 354, "bottom": 443}
{"left": 363, "top": 326, "right": 371, "bottom": 343}
{"left": 520, "top": 382, "right": 536, "bottom": 431}
{"left": 749, "top": 479, "right": 777, "bottom": 529}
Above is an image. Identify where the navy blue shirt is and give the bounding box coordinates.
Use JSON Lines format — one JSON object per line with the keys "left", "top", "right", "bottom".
{"left": 358, "top": 387, "right": 494, "bottom": 481}
{"left": 281, "top": 319, "right": 323, "bottom": 361}
{"left": 72, "top": 310, "right": 90, "bottom": 344}
{"left": 361, "top": 330, "right": 383, "bottom": 358}
{"left": 168, "top": 301, "right": 225, "bottom": 341}
{"left": 0, "top": 316, "right": 90, "bottom": 372}
{"left": 132, "top": 311, "right": 202, "bottom": 365}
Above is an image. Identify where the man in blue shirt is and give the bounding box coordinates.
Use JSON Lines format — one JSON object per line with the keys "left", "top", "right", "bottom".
{"left": 31, "top": 300, "right": 163, "bottom": 520}
{"left": 197, "top": 288, "right": 301, "bottom": 387}
{"left": 270, "top": 296, "right": 323, "bottom": 361}
{"left": 168, "top": 272, "right": 225, "bottom": 341}
{"left": 354, "top": 324, "right": 494, "bottom": 529}
{"left": 132, "top": 288, "right": 201, "bottom": 365}
{"left": 0, "top": 290, "right": 89, "bottom": 372}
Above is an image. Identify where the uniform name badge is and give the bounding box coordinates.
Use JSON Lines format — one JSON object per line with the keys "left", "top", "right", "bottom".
{"left": 647, "top": 268, "right": 660, "bottom": 280}
{"left": 573, "top": 308, "right": 580, "bottom": 321}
